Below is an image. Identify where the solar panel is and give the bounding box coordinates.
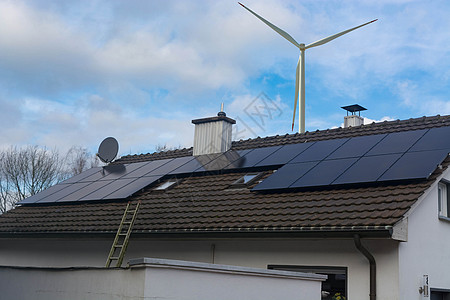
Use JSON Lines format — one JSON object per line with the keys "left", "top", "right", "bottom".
{"left": 57, "top": 180, "right": 116, "bottom": 202}
{"left": 327, "top": 134, "right": 386, "bottom": 160}
{"left": 201, "top": 151, "right": 245, "bottom": 171}
{"left": 409, "top": 126, "right": 450, "bottom": 152}
{"left": 289, "top": 158, "right": 358, "bottom": 188}
{"left": 81, "top": 165, "right": 128, "bottom": 182}
{"left": 378, "top": 149, "right": 449, "bottom": 181}
{"left": 366, "top": 129, "right": 427, "bottom": 156}
{"left": 226, "top": 146, "right": 282, "bottom": 169}
{"left": 145, "top": 157, "right": 193, "bottom": 176}
{"left": 255, "top": 142, "right": 313, "bottom": 166}
{"left": 169, "top": 156, "right": 207, "bottom": 174}
{"left": 160, "top": 156, "right": 195, "bottom": 174}
{"left": 332, "top": 154, "right": 402, "bottom": 185}
{"left": 80, "top": 177, "right": 137, "bottom": 201}
{"left": 102, "top": 176, "right": 161, "bottom": 200}
{"left": 19, "top": 184, "right": 69, "bottom": 204}
{"left": 289, "top": 138, "right": 349, "bottom": 163}
{"left": 97, "top": 163, "right": 145, "bottom": 181}
{"left": 121, "top": 159, "right": 171, "bottom": 179}
{"left": 50, "top": 182, "right": 93, "bottom": 203}
{"left": 20, "top": 123, "right": 450, "bottom": 204}
{"left": 252, "top": 161, "right": 319, "bottom": 191}
{"left": 62, "top": 167, "right": 102, "bottom": 184}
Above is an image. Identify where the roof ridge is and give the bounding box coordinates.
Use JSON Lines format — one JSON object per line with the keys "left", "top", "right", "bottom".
{"left": 114, "top": 114, "right": 450, "bottom": 164}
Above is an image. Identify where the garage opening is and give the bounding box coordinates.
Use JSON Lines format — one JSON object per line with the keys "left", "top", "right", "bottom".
{"left": 269, "top": 265, "right": 347, "bottom": 300}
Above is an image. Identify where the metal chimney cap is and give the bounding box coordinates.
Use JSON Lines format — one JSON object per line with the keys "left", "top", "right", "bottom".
{"left": 191, "top": 115, "right": 236, "bottom": 125}
{"left": 341, "top": 104, "right": 367, "bottom": 113}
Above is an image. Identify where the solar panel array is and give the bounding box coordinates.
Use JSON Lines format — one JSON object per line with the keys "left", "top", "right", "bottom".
{"left": 19, "top": 126, "right": 450, "bottom": 204}
{"left": 253, "top": 126, "right": 450, "bottom": 191}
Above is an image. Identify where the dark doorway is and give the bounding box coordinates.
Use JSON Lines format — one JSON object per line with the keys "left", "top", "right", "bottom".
{"left": 431, "top": 289, "right": 450, "bottom": 300}
{"left": 268, "top": 265, "right": 347, "bottom": 299}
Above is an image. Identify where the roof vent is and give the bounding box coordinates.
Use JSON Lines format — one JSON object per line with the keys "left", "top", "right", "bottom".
{"left": 191, "top": 104, "right": 236, "bottom": 156}
{"left": 342, "top": 104, "right": 367, "bottom": 128}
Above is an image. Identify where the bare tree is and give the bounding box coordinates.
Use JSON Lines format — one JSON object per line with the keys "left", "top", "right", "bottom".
{"left": 155, "top": 144, "right": 183, "bottom": 152}
{"left": 65, "top": 146, "right": 99, "bottom": 177}
{"left": 0, "top": 146, "right": 68, "bottom": 213}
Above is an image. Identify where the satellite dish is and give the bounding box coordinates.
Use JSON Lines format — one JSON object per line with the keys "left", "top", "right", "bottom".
{"left": 97, "top": 137, "right": 119, "bottom": 163}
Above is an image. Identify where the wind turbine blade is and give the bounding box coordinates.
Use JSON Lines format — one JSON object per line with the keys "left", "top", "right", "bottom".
{"left": 292, "top": 58, "right": 300, "bottom": 131}
{"left": 239, "top": 2, "right": 300, "bottom": 48}
{"left": 305, "top": 19, "right": 377, "bottom": 49}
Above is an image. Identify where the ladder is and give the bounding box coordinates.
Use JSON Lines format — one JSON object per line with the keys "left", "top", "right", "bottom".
{"left": 106, "top": 200, "right": 141, "bottom": 267}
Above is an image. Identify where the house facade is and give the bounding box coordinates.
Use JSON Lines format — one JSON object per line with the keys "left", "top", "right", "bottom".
{"left": 2, "top": 113, "right": 450, "bottom": 300}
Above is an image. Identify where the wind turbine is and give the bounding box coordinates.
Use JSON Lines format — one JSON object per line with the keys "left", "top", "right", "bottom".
{"left": 239, "top": 2, "right": 377, "bottom": 133}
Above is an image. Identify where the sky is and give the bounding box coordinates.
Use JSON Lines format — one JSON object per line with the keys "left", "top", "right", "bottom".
{"left": 1, "top": 0, "right": 450, "bottom": 158}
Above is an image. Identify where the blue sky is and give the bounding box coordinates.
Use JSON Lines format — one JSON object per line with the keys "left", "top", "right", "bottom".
{"left": 1, "top": 0, "right": 450, "bottom": 157}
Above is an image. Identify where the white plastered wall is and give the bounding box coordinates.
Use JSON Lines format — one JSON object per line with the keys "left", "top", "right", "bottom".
{"left": 0, "top": 237, "right": 400, "bottom": 300}
{"left": 398, "top": 168, "right": 450, "bottom": 299}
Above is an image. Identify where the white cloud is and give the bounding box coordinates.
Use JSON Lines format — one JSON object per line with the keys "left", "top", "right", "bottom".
{"left": 1, "top": 0, "right": 450, "bottom": 156}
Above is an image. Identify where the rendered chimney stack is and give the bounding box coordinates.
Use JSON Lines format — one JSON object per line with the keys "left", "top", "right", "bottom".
{"left": 341, "top": 104, "right": 367, "bottom": 128}
{"left": 191, "top": 104, "right": 236, "bottom": 156}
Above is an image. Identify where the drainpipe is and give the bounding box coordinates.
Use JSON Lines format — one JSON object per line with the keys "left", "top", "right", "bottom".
{"left": 354, "top": 234, "right": 376, "bottom": 300}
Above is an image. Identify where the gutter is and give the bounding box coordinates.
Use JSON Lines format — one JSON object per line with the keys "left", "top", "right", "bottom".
{"left": 354, "top": 234, "right": 376, "bottom": 300}
{"left": 0, "top": 227, "right": 393, "bottom": 239}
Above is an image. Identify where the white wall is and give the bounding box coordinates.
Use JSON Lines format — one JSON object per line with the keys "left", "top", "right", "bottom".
{"left": 399, "top": 169, "right": 450, "bottom": 299}
{"left": 0, "top": 237, "right": 400, "bottom": 300}
{"left": 0, "top": 258, "right": 324, "bottom": 300}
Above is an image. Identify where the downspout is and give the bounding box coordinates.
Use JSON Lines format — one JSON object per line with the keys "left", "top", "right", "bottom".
{"left": 354, "top": 234, "right": 376, "bottom": 300}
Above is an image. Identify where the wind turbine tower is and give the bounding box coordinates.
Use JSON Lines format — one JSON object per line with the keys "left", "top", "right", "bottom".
{"left": 239, "top": 3, "right": 377, "bottom": 133}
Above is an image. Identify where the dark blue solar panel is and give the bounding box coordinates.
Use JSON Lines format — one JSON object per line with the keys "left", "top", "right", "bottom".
{"left": 255, "top": 142, "right": 313, "bottom": 166}
{"left": 97, "top": 163, "right": 143, "bottom": 181}
{"left": 409, "top": 126, "right": 450, "bottom": 152}
{"left": 225, "top": 146, "right": 282, "bottom": 169}
{"left": 201, "top": 151, "right": 243, "bottom": 171}
{"left": 379, "top": 149, "right": 449, "bottom": 181}
{"left": 62, "top": 167, "right": 102, "bottom": 184}
{"left": 121, "top": 159, "right": 170, "bottom": 179}
{"left": 366, "top": 129, "right": 427, "bottom": 156}
{"left": 169, "top": 156, "right": 207, "bottom": 174}
{"left": 19, "top": 184, "right": 69, "bottom": 204}
{"left": 332, "top": 154, "right": 402, "bottom": 185}
{"left": 103, "top": 176, "right": 161, "bottom": 200}
{"left": 252, "top": 161, "right": 319, "bottom": 191}
{"left": 327, "top": 134, "right": 386, "bottom": 160}
{"left": 290, "top": 158, "right": 358, "bottom": 188}
{"left": 51, "top": 182, "right": 93, "bottom": 203}
{"left": 145, "top": 157, "right": 194, "bottom": 176}
{"left": 78, "top": 165, "right": 128, "bottom": 182}
{"left": 289, "top": 138, "right": 349, "bottom": 163}
{"left": 222, "top": 149, "right": 254, "bottom": 169}
{"left": 64, "top": 180, "right": 117, "bottom": 201}
{"left": 81, "top": 178, "right": 137, "bottom": 201}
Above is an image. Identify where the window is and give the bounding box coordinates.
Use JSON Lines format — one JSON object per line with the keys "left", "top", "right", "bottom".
{"left": 431, "top": 289, "right": 450, "bottom": 300}
{"left": 231, "top": 172, "right": 263, "bottom": 188}
{"left": 438, "top": 182, "right": 450, "bottom": 219}
{"left": 268, "top": 265, "right": 347, "bottom": 300}
{"left": 154, "top": 179, "right": 178, "bottom": 191}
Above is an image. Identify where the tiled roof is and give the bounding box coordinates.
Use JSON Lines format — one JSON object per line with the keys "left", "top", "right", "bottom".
{"left": 0, "top": 114, "right": 449, "bottom": 237}
{"left": 115, "top": 114, "right": 450, "bottom": 164}
{"left": 0, "top": 164, "right": 445, "bottom": 236}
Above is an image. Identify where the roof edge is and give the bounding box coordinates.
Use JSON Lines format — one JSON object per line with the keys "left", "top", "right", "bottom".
{"left": 0, "top": 226, "right": 393, "bottom": 239}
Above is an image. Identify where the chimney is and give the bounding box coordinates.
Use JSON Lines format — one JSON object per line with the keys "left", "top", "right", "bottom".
{"left": 341, "top": 104, "right": 367, "bottom": 128}
{"left": 192, "top": 104, "right": 236, "bottom": 156}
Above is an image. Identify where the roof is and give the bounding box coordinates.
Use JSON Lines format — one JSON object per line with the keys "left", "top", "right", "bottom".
{"left": 116, "top": 114, "right": 450, "bottom": 164}
{"left": 1, "top": 114, "right": 450, "bottom": 238}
